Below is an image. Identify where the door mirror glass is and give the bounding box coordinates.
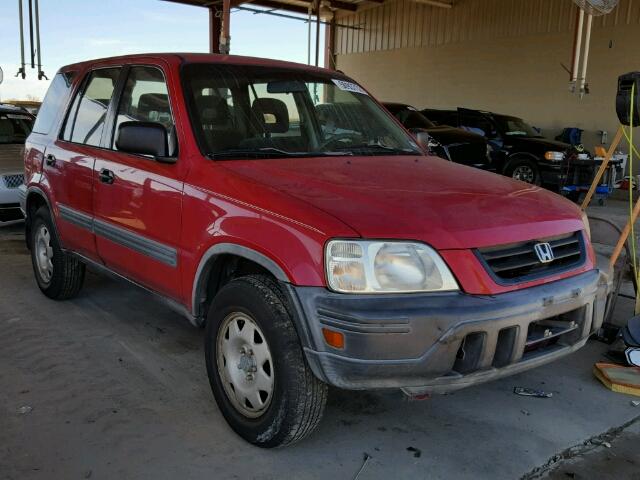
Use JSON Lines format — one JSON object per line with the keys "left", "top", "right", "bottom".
{"left": 116, "top": 121, "right": 173, "bottom": 162}
{"left": 414, "top": 130, "right": 449, "bottom": 161}
{"left": 414, "top": 130, "right": 435, "bottom": 150}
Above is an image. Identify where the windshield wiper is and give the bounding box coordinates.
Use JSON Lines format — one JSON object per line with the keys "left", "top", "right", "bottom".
{"left": 333, "top": 142, "right": 418, "bottom": 155}
{"left": 206, "top": 147, "right": 352, "bottom": 160}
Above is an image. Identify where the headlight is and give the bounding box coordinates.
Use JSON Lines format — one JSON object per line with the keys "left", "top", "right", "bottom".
{"left": 580, "top": 210, "right": 591, "bottom": 239}
{"left": 544, "top": 151, "right": 564, "bottom": 161}
{"left": 325, "top": 240, "right": 459, "bottom": 293}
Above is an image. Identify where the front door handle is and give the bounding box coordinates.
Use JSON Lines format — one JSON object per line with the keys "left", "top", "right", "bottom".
{"left": 45, "top": 154, "right": 56, "bottom": 167}
{"left": 99, "top": 168, "right": 115, "bottom": 184}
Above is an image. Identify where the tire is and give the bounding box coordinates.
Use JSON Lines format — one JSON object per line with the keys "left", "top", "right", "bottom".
{"left": 204, "top": 274, "right": 327, "bottom": 448}
{"left": 30, "top": 206, "right": 85, "bottom": 300}
{"left": 505, "top": 157, "right": 541, "bottom": 185}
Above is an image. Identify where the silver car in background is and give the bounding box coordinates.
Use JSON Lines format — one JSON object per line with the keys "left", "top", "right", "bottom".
{"left": 0, "top": 105, "right": 34, "bottom": 226}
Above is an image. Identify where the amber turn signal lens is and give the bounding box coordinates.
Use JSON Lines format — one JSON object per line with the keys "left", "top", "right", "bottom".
{"left": 322, "top": 328, "right": 345, "bottom": 349}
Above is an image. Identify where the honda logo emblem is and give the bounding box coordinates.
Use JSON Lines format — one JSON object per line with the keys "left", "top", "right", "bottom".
{"left": 534, "top": 242, "right": 554, "bottom": 263}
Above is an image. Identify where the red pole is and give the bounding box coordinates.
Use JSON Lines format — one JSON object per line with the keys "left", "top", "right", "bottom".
{"left": 209, "top": 7, "right": 221, "bottom": 53}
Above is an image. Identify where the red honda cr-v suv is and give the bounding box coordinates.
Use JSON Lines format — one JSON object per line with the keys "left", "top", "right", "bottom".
{"left": 21, "top": 53, "right": 606, "bottom": 447}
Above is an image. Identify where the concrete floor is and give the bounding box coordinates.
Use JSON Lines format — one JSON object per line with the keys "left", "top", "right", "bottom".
{"left": 1, "top": 221, "right": 639, "bottom": 480}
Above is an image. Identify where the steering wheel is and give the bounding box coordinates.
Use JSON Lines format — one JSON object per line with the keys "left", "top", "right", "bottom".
{"left": 317, "top": 133, "right": 363, "bottom": 151}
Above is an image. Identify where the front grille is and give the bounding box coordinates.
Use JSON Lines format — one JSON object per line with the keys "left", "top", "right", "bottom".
{"left": 477, "top": 231, "right": 585, "bottom": 283}
{"left": 2, "top": 174, "right": 24, "bottom": 189}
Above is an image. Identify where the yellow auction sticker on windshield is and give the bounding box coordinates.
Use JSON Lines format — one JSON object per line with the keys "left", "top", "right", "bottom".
{"left": 331, "top": 79, "right": 368, "bottom": 96}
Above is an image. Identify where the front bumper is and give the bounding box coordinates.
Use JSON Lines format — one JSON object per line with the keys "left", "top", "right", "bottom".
{"left": 287, "top": 269, "right": 607, "bottom": 394}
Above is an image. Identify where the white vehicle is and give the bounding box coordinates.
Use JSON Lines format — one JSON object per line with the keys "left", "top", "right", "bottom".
{"left": 0, "top": 105, "right": 33, "bottom": 225}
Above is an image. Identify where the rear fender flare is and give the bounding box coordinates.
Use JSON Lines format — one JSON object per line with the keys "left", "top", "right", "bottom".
{"left": 25, "top": 186, "right": 60, "bottom": 249}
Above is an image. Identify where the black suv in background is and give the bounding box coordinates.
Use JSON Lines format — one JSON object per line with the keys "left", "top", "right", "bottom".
{"left": 422, "top": 108, "right": 591, "bottom": 187}
{"left": 384, "top": 103, "right": 492, "bottom": 171}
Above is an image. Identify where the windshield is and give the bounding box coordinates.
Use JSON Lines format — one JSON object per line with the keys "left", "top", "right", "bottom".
{"left": 0, "top": 112, "right": 34, "bottom": 144}
{"left": 182, "top": 64, "right": 421, "bottom": 159}
{"left": 494, "top": 115, "right": 541, "bottom": 137}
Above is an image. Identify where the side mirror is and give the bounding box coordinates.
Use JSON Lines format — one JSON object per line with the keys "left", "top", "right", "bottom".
{"left": 414, "top": 130, "right": 435, "bottom": 150}
{"left": 116, "top": 121, "right": 175, "bottom": 163}
{"left": 414, "top": 130, "right": 450, "bottom": 161}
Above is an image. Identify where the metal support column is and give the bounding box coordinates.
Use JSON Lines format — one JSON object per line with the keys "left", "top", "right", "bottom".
{"left": 314, "top": 0, "right": 321, "bottom": 66}
{"left": 220, "top": 0, "right": 231, "bottom": 54}
{"left": 209, "top": 6, "right": 221, "bottom": 53}
{"left": 324, "top": 15, "right": 336, "bottom": 70}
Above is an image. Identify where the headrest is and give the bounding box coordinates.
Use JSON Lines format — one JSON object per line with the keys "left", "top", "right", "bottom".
{"left": 137, "top": 93, "right": 170, "bottom": 122}
{"left": 200, "top": 96, "right": 232, "bottom": 127}
{"left": 252, "top": 98, "right": 289, "bottom": 134}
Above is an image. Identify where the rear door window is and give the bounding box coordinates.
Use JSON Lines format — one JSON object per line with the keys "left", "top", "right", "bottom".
{"left": 62, "top": 68, "right": 121, "bottom": 147}
{"left": 32, "top": 71, "right": 74, "bottom": 135}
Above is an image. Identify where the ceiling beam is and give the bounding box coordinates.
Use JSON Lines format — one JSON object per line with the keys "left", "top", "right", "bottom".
{"left": 410, "top": 0, "right": 452, "bottom": 8}
{"left": 250, "top": 0, "right": 310, "bottom": 14}
{"left": 324, "top": 0, "right": 358, "bottom": 11}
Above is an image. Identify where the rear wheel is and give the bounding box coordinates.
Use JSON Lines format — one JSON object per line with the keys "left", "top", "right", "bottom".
{"left": 30, "top": 206, "right": 85, "bottom": 299}
{"left": 506, "top": 158, "right": 541, "bottom": 185}
{"left": 205, "top": 274, "right": 327, "bottom": 447}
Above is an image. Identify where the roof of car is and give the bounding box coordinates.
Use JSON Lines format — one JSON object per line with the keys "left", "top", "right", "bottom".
{"left": 59, "top": 52, "right": 335, "bottom": 76}
{"left": 0, "top": 104, "right": 35, "bottom": 118}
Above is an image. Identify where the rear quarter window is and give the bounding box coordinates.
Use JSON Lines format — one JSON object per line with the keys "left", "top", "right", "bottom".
{"left": 32, "top": 71, "right": 75, "bottom": 135}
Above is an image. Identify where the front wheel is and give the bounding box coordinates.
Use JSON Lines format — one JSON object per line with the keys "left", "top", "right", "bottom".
{"left": 204, "top": 275, "right": 327, "bottom": 447}
{"left": 505, "top": 158, "right": 541, "bottom": 185}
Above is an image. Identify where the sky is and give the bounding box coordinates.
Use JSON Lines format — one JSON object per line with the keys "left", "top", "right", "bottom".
{"left": 0, "top": 0, "right": 325, "bottom": 101}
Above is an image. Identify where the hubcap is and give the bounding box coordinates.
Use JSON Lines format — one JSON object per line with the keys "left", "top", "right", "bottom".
{"left": 35, "top": 224, "right": 54, "bottom": 283}
{"left": 216, "top": 312, "right": 274, "bottom": 418}
{"left": 512, "top": 165, "right": 535, "bottom": 183}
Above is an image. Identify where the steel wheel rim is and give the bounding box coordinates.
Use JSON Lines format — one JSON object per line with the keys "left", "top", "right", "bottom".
{"left": 35, "top": 224, "right": 53, "bottom": 283}
{"left": 512, "top": 165, "right": 535, "bottom": 183}
{"left": 216, "top": 311, "right": 274, "bottom": 418}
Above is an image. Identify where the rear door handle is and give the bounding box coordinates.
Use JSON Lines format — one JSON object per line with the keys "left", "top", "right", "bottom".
{"left": 45, "top": 154, "right": 56, "bottom": 166}
{"left": 99, "top": 168, "right": 115, "bottom": 184}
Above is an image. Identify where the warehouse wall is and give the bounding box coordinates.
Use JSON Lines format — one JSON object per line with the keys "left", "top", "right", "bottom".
{"left": 334, "top": 0, "right": 640, "bottom": 150}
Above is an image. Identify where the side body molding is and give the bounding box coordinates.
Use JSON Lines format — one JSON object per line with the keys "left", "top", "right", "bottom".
{"left": 191, "top": 243, "right": 291, "bottom": 320}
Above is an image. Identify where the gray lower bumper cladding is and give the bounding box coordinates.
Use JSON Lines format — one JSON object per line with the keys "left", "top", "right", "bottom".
{"left": 288, "top": 269, "right": 606, "bottom": 394}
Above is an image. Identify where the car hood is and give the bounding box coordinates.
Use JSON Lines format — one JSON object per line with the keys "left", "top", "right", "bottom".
{"left": 503, "top": 136, "right": 572, "bottom": 153}
{"left": 425, "top": 126, "right": 486, "bottom": 146}
{"left": 220, "top": 155, "right": 584, "bottom": 250}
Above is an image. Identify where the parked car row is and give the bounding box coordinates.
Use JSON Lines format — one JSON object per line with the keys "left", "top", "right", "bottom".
{"left": 384, "top": 103, "right": 594, "bottom": 191}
